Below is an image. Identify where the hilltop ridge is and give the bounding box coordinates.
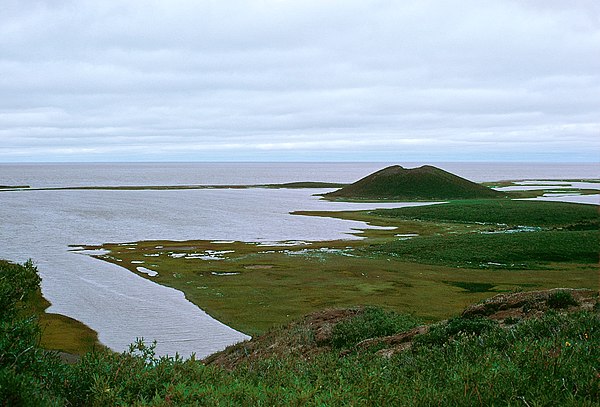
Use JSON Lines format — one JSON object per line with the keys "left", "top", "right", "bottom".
{"left": 324, "top": 165, "right": 505, "bottom": 200}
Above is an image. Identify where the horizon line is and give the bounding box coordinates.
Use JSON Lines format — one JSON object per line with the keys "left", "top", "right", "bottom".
{"left": 1, "top": 160, "right": 599, "bottom": 165}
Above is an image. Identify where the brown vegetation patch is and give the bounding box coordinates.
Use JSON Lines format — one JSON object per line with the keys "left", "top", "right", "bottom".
{"left": 204, "top": 308, "right": 362, "bottom": 370}
{"left": 353, "top": 325, "right": 430, "bottom": 358}
{"left": 462, "top": 288, "right": 598, "bottom": 325}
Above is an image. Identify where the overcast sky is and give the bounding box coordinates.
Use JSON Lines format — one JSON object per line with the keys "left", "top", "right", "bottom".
{"left": 1, "top": 0, "right": 599, "bottom": 162}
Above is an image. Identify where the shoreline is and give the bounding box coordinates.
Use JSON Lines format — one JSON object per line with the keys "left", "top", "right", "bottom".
{"left": 81, "top": 198, "right": 598, "bottom": 339}
{"left": 1, "top": 259, "right": 103, "bottom": 356}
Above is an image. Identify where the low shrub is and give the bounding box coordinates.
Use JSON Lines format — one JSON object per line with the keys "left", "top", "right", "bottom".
{"left": 414, "top": 316, "right": 500, "bottom": 347}
{"left": 504, "top": 316, "right": 521, "bottom": 325}
{"left": 330, "top": 307, "right": 422, "bottom": 349}
{"left": 0, "top": 260, "right": 68, "bottom": 405}
{"left": 547, "top": 290, "right": 578, "bottom": 309}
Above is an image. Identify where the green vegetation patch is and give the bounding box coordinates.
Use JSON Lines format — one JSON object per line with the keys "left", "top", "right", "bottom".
{"left": 0, "top": 259, "right": 40, "bottom": 316}
{"left": 372, "top": 199, "right": 600, "bottom": 228}
{"left": 3, "top": 265, "right": 599, "bottom": 406}
{"left": 330, "top": 307, "right": 422, "bottom": 349}
{"left": 547, "top": 290, "right": 579, "bottom": 309}
{"left": 363, "top": 200, "right": 599, "bottom": 269}
{"left": 372, "top": 229, "right": 599, "bottom": 269}
{"left": 0, "top": 260, "right": 67, "bottom": 405}
{"left": 443, "top": 281, "right": 497, "bottom": 293}
{"left": 271, "top": 182, "right": 346, "bottom": 188}
{"left": 414, "top": 316, "right": 500, "bottom": 347}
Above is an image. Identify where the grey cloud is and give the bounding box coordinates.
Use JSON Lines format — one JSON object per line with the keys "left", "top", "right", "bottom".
{"left": 0, "top": 0, "right": 598, "bottom": 161}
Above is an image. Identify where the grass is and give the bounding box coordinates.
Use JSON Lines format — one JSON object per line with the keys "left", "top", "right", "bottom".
{"left": 330, "top": 307, "right": 422, "bottom": 349}
{"left": 372, "top": 229, "right": 598, "bottom": 269}
{"left": 371, "top": 199, "right": 599, "bottom": 228}
{"left": 443, "top": 281, "right": 497, "bottom": 293}
{"left": 366, "top": 200, "right": 599, "bottom": 269}
{"left": 2, "top": 259, "right": 599, "bottom": 406}
{"left": 31, "top": 291, "right": 103, "bottom": 355}
{"left": 482, "top": 179, "right": 600, "bottom": 188}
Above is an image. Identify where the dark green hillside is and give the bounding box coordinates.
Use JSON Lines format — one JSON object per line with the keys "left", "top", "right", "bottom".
{"left": 324, "top": 165, "right": 505, "bottom": 200}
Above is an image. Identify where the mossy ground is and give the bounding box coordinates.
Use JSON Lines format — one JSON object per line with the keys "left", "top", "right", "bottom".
{"left": 30, "top": 290, "right": 103, "bottom": 355}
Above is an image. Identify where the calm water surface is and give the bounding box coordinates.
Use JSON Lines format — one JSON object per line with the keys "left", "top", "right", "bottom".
{"left": 0, "top": 163, "right": 598, "bottom": 357}
{"left": 1, "top": 162, "right": 598, "bottom": 188}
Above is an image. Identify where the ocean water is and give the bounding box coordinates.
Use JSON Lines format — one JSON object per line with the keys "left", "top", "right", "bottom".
{"left": 0, "top": 162, "right": 598, "bottom": 357}
{"left": 1, "top": 162, "right": 598, "bottom": 188}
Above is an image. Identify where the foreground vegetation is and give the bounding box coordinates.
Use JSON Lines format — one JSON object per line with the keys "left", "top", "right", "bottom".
{"left": 88, "top": 199, "right": 598, "bottom": 335}
{"left": 2, "top": 260, "right": 599, "bottom": 405}
{"left": 0, "top": 260, "right": 101, "bottom": 356}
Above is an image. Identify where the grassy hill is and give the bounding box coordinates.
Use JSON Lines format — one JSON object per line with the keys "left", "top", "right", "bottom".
{"left": 2, "top": 259, "right": 598, "bottom": 405}
{"left": 324, "top": 165, "right": 505, "bottom": 200}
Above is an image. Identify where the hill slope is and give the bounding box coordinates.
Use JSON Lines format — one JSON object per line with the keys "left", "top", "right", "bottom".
{"left": 205, "top": 288, "right": 597, "bottom": 370}
{"left": 324, "top": 165, "right": 505, "bottom": 200}
{"left": 2, "top": 259, "right": 598, "bottom": 406}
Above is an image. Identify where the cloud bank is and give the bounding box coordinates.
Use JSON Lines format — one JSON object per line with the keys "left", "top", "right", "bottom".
{"left": 1, "top": 0, "right": 599, "bottom": 162}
